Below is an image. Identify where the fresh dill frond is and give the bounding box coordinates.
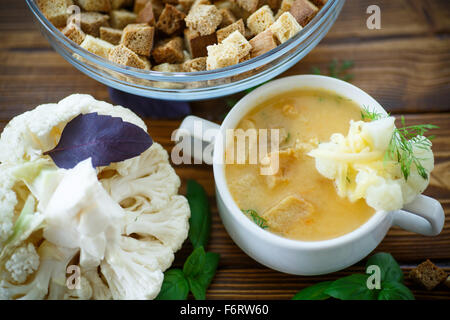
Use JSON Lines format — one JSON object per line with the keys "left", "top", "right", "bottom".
{"left": 242, "top": 209, "right": 269, "bottom": 229}
{"left": 361, "top": 107, "right": 438, "bottom": 181}
{"left": 311, "top": 59, "right": 355, "bottom": 82}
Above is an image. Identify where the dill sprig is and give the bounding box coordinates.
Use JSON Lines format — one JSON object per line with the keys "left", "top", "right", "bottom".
{"left": 242, "top": 209, "right": 269, "bottom": 229}
{"left": 361, "top": 107, "right": 438, "bottom": 180}
{"left": 312, "top": 59, "right": 354, "bottom": 82}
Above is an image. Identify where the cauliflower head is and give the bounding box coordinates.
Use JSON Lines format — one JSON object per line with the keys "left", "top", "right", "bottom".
{"left": 0, "top": 94, "right": 190, "bottom": 300}
{"left": 308, "top": 117, "right": 434, "bottom": 212}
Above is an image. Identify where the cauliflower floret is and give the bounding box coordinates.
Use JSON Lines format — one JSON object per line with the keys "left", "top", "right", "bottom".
{"left": 5, "top": 243, "right": 39, "bottom": 284}
{"left": 0, "top": 241, "right": 78, "bottom": 300}
{"left": 0, "top": 94, "right": 190, "bottom": 300}
{"left": 0, "top": 94, "right": 146, "bottom": 165}
{"left": 309, "top": 117, "right": 434, "bottom": 212}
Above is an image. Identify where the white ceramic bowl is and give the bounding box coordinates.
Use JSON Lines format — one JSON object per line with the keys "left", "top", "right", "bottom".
{"left": 179, "top": 75, "right": 444, "bottom": 275}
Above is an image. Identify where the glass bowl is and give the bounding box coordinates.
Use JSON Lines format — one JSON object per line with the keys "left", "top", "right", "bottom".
{"left": 26, "top": 0, "right": 345, "bottom": 101}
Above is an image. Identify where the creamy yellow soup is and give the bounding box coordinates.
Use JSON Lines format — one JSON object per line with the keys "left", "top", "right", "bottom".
{"left": 225, "top": 88, "right": 375, "bottom": 241}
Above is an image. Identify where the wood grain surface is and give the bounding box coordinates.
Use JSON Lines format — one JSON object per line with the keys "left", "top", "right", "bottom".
{"left": 0, "top": 0, "right": 449, "bottom": 299}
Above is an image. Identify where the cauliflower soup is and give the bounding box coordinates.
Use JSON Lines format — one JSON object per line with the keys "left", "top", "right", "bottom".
{"left": 225, "top": 88, "right": 375, "bottom": 241}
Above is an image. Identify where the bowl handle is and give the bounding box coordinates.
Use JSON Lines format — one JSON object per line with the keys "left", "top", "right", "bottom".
{"left": 173, "top": 115, "right": 220, "bottom": 165}
{"left": 392, "top": 195, "right": 445, "bottom": 236}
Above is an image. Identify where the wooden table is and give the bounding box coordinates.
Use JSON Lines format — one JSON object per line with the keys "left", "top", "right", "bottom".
{"left": 0, "top": 0, "right": 449, "bottom": 300}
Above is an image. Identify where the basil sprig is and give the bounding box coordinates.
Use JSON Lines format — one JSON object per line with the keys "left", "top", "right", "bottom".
{"left": 156, "top": 180, "right": 219, "bottom": 300}
{"left": 292, "top": 253, "right": 415, "bottom": 300}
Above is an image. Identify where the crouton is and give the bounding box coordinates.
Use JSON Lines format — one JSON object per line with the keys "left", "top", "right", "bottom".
{"left": 76, "top": 0, "right": 111, "bottom": 12}
{"left": 310, "top": 0, "right": 327, "bottom": 7}
{"left": 222, "top": 30, "right": 252, "bottom": 60}
{"left": 185, "top": 4, "right": 222, "bottom": 36}
{"left": 80, "top": 35, "right": 114, "bottom": 58}
{"left": 262, "top": 195, "right": 314, "bottom": 234}
{"left": 234, "top": 0, "right": 261, "bottom": 13}
{"left": 109, "top": 44, "right": 150, "bottom": 69}
{"left": 152, "top": 63, "right": 183, "bottom": 72}
{"left": 150, "top": 0, "right": 165, "bottom": 19}
{"left": 206, "top": 42, "right": 239, "bottom": 70}
{"left": 179, "top": 0, "right": 195, "bottom": 12}
{"left": 269, "top": 12, "right": 301, "bottom": 43}
{"left": 409, "top": 260, "right": 448, "bottom": 290}
{"left": 156, "top": 4, "right": 186, "bottom": 35}
{"left": 249, "top": 29, "right": 277, "bottom": 58}
{"left": 68, "top": 12, "right": 109, "bottom": 37}
{"left": 111, "top": 0, "right": 134, "bottom": 10}
{"left": 219, "top": 8, "right": 237, "bottom": 28}
{"left": 275, "top": 0, "right": 294, "bottom": 19}
{"left": 62, "top": 22, "right": 86, "bottom": 45}
{"left": 152, "top": 37, "right": 185, "bottom": 64}
{"left": 100, "top": 26, "right": 123, "bottom": 45}
{"left": 289, "top": 0, "right": 318, "bottom": 26}
{"left": 110, "top": 10, "right": 137, "bottom": 29}
{"left": 136, "top": 1, "right": 155, "bottom": 25}
{"left": 182, "top": 57, "right": 207, "bottom": 72}
{"left": 134, "top": 0, "right": 150, "bottom": 13}
{"left": 247, "top": 5, "right": 275, "bottom": 36}
{"left": 121, "top": 23, "right": 155, "bottom": 56}
{"left": 184, "top": 28, "right": 217, "bottom": 58}
{"left": 37, "top": 0, "right": 73, "bottom": 28}
{"left": 217, "top": 19, "right": 244, "bottom": 43}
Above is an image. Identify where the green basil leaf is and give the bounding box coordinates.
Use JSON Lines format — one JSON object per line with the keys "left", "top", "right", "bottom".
{"left": 292, "top": 281, "right": 332, "bottom": 300}
{"left": 325, "top": 274, "right": 377, "bottom": 300}
{"left": 156, "top": 269, "right": 189, "bottom": 300}
{"left": 366, "top": 252, "right": 403, "bottom": 283}
{"left": 186, "top": 251, "right": 220, "bottom": 300}
{"left": 183, "top": 246, "right": 206, "bottom": 278}
{"left": 378, "top": 281, "right": 415, "bottom": 300}
{"left": 186, "top": 180, "right": 211, "bottom": 249}
{"left": 188, "top": 278, "right": 206, "bottom": 300}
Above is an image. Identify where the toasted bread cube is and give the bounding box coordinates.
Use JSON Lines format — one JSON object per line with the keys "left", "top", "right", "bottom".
{"left": 76, "top": 0, "right": 111, "bottom": 12}
{"left": 310, "top": 0, "right": 327, "bottom": 7}
{"left": 37, "top": 0, "right": 73, "bottom": 28}
{"left": 62, "top": 22, "right": 86, "bottom": 45}
{"left": 111, "top": 0, "right": 134, "bottom": 9}
{"left": 134, "top": 0, "right": 150, "bottom": 13}
{"left": 185, "top": 4, "right": 222, "bottom": 36}
{"left": 109, "top": 44, "right": 150, "bottom": 69}
{"left": 249, "top": 29, "right": 277, "bottom": 58}
{"left": 179, "top": 0, "right": 195, "bottom": 11}
{"left": 110, "top": 10, "right": 137, "bottom": 29}
{"left": 222, "top": 30, "right": 252, "bottom": 60}
{"left": 289, "top": 0, "right": 318, "bottom": 26}
{"left": 120, "top": 23, "right": 155, "bottom": 56}
{"left": 247, "top": 5, "right": 275, "bottom": 36}
{"left": 182, "top": 57, "right": 207, "bottom": 72}
{"left": 100, "top": 26, "right": 123, "bottom": 45}
{"left": 206, "top": 43, "right": 239, "bottom": 70}
{"left": 234, "top": 0, "right": 260, "bottom": 13}
{"left": 262, "top": 195, "right": 314, "bottom": 234}
{"left": 80, "top": 35, "right": 114, "bottom": 58}
{"left": 137, "top": 1, "right": 155, "bottom": 25}
{"left": 409, "top": 260, "right": 448, "bottom": 290}
{"left": 219, "top": 8, "right": 237, "bottom": 28}
{"left": 152, "top": 63, "right": 183, "bottom": 72}
{"left": 184, "top": 28, "right": 217, "bottom": 58}
{"left": 149, "top": 0, "right": 165, "bottom": 19}
{"left": 275, "top": 0, "right": 294, "bottom": 19}
{"left": 68, "top": 12, "right": 109, "bottom": 37}
{"left": 269, "top": 12, "right": 301, "bottom": 43}
{"left": 217, "top": 19, "right": 244, "bottom": 43}
{"left": 156, "top": 4, "right": 186, "bottom": 35}
{"left": 152, "top": 37, "right": 185, "bottom": 64}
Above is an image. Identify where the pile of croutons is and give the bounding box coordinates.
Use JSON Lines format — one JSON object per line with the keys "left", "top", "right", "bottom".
{"left": 38, "top": 0, "right": 326, "bottom": 72}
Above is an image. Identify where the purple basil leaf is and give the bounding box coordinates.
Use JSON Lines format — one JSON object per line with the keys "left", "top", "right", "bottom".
{"left": 44, "top": 113, "right": 153, "bottom": 169}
